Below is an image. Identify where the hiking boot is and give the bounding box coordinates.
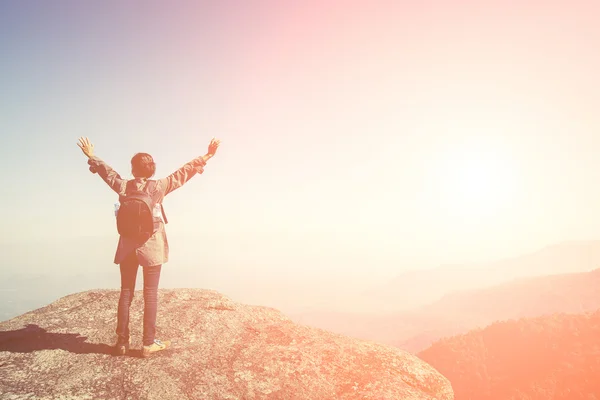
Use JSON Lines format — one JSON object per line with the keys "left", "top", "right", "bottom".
{"left": 142, "top": 339, "right": 171, "bottom": 358}
{"left": 114, "top": 337, "right": 131, "bottom": 356}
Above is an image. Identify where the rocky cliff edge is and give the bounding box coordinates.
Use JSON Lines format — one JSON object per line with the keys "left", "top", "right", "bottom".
{"left": 0, "top": 289, "right": 453, "bottom": 400}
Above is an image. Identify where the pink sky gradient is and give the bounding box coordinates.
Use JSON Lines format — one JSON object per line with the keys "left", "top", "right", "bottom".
{"left": 2, "top": 1, "right": 600, "bottom": 310}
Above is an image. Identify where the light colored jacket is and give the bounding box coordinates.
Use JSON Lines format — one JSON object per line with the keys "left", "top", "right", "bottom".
{"left": 87, "top": 155, "right": 207, "bottom": 267}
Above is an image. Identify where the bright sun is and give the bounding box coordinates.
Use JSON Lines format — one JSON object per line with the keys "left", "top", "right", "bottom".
{"left": 437, "top": 144, "right": 519, "bottom": 220}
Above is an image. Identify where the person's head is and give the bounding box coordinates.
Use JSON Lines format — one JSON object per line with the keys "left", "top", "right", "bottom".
{"left": 131, "top": 153, "right": 156, "bottom": 178}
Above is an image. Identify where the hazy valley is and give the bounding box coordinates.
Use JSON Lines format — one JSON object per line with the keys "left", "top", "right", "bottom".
{"left": 288, "top": 241, "right": 600, "bottom": 350}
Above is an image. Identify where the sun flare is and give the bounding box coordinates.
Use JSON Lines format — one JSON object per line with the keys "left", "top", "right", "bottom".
{"left": 437, "top": 143, "right": 520, "bottom": 220}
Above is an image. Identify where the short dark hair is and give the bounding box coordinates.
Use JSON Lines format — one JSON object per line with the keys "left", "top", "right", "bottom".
{"left": 131, "top": 153, "right": 156, "bottom": 178}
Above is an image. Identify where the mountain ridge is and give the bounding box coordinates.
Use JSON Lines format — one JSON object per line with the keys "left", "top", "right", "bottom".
{"left": 293, "top": 267, "right": 600, "bottom": 354}
{"left": 417, "top": 309, "right": 600, "bottom": 399}
{"left": 297, "top": 240, "right": 600, "bottom": 316}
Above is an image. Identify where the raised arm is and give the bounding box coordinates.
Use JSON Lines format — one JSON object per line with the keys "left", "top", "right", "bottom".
{"left": 162, "top": 138, "right": 221, "bottom": 196}
{"left": 77, "top": 137, "right": 127, "bottom": 194}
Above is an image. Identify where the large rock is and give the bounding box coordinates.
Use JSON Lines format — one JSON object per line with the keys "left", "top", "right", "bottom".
{"left": 0, "top": 289, "right": 453, "bottom": 400}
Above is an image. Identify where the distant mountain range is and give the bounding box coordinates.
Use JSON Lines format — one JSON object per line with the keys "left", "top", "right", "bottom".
{"left": 292, "top": 241, "right": 600, "bottom": 353}
{"left": 395, "top": 267, "right": 600, "bottom": 352}
{"left": 316, "top": 240, "right": 600, "bottom": 313}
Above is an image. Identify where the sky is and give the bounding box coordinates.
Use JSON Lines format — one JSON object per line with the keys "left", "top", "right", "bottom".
{"left": 2, "top": 0, "right": 600, "bottom": 308}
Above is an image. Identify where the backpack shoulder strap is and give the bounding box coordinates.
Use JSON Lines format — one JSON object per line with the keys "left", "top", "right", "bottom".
{"left": 119, "top": 180, "right": 134, "bottom": 202}
{"left": 123, "top": 179, "right": 156, "bottom": 195}
{"left": 145, "top": 179, "right": 157, "bottom": 192}
{"left": 160, "top": 203, "right": 168, "bottom": 224}
{"left": 144, "top": 180, "right": 168, "bottom": 224}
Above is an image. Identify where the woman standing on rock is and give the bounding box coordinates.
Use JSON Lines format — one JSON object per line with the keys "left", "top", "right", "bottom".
{"left": 76, "top": 136, "right": 221, "bottom": 357}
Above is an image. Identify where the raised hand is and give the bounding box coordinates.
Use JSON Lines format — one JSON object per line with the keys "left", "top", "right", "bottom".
{"left": 77, "top": 137, "right": 95, "bottom": 158}
{"left": 207, "top": 137, "right": 221, "bottom": 156}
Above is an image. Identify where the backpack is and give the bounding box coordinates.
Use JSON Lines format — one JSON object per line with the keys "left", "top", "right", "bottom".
{"left": 116, "top": 180, "right": 166, "bottom": 244}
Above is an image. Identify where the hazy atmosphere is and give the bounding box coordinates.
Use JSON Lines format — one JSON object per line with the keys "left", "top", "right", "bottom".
{"left": 3, "top": 1, "right": 600, "bottom": 319}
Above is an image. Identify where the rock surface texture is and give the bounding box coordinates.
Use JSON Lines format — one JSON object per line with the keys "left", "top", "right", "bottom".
{"left": 0, "top": 289, "right": 453, "bottom": 400}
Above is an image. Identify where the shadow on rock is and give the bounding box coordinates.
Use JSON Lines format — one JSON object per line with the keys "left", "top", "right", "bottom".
{"left": 0, "top": 324, "right": 115, "bottom": 355}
